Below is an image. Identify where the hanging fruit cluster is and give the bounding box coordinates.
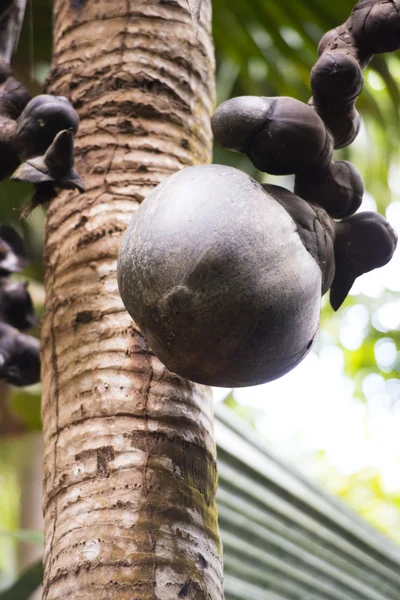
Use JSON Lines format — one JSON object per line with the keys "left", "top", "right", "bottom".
{"left": 118, "top": 0, "right": 399, "bottom": 388}
{"left": 0, "top": 58, "right": 84, "bottom": 215}
{"left": 0, "top": 226, "right": 40, "bottom": 386}
{"left": 0, "top": 40, "right": 85, "bottom": 385}
{"left": 310, "top": 0, "right": 400, "bottom": 149}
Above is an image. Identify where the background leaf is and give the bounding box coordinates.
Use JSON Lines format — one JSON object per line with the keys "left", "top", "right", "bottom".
{"left": 0, "top": 560, "right": 42, "bottom": 600}
{"left": 0, "top": 530, "right": 43, "bottom": 546}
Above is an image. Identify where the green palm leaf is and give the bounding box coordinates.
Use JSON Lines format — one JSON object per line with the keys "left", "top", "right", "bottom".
{"left": 0, "top": 0, "right": 27, "bottom": 62}
{"left": 0, "top": 560, "right": 43, "bottom": 600}
{"left": 212, "top": 0, "right": 400, "bottom": 175}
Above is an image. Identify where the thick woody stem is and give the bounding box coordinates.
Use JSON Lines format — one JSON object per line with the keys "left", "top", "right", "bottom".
{"left": 41, "top": 1, "right": 223, "bottom": 599}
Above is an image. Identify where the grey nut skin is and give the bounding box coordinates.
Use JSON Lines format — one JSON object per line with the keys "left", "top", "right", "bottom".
{"left": 210, "top": 96, "right": 272, "bottom": 154}
{"left": 118, "top": 164, "right": 324, "bottom": 388}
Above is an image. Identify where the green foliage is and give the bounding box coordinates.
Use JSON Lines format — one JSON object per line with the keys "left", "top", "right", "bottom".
{"left": 223, "top": 393, "right": 260, "bottom": 429}
{"left": 313, "top": 455, "right": 400, "bottom": 544}
{"left": 0, "top": 460, "right": 19, "bottom": 583}
{"left": 0, "top": 560, "right": 42, "bottom": 600}
{"left": 8, "top": 389, "right": 42, "bottom": 432}
{"left": 0, "top": 530, "right": 43, "bottom": 546}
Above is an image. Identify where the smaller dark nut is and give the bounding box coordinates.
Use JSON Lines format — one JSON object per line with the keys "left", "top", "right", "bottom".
{"left": 331, "top": 211, "right": 398, "bottom": 310}
{"left": 0, "top": 280, "right": 37, "bottom": 331}
{"left": 311, "top": 53, "right": 364, "bottom": 102}
{"left": 295, "top": 160, "right": 364, "bottom": 219}
{"left": 0, "top": 322, "right": 40, "bottom": 387}
{"left": 352, "top": 2, "right": 400, "bottom": 54}
{"left": 213, "top": 96, "right": 330, "bottom": 175}
{"left": 0, "top": 77, "right": 32, "bottom": 120}
{"left": 211, "top": 95, "right": 271, "bottom": 153}
{"left": 16, "top": 95, "right": 80, "bottom": 160}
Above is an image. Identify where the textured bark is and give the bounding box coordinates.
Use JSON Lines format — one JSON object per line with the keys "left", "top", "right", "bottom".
{"left": 41, "top": 1, "right": 222, "bottom": 599}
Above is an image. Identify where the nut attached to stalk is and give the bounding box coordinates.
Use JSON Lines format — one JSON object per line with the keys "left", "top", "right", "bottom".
{"left": 118, "top": 165, "right": 335, "bottom": 388}
{"left": 212, "top": 95, "right": 364, "bottom": 219}
{"left": 117, "top": 165, "right": 397, "bottom": 387}
{"left": 117, "top": 0, "right": 400, "bottom": 389}
{"left": 11, "top": 95, "right": 85, "bottom": 215}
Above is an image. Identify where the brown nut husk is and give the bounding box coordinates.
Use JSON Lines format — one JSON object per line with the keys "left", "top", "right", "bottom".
{"left": 0, "top": 322, "right": 40, "bottom": 387}
{"left": 118, "top": 165, "right": 331, "bottom": 388}
{"left": 212, "top": 96, "right": 330, "bottom": 175}
{"left": 0, "top": 279, "right": 37, "bottom": 331}
{"left": 311, "top": 53, "right": 364, "bottom": 103}
{"left": 294, "top": 160, "right": 364, "bottom": 219}
{"left": 263, "top": 183, "right": 336, "bottom": 296}
{"left": 0, "top": 117, "right": 18, "bottom": 181}
{"left": 15, "top": 94, "right": 80, "bottom": 160}
{"left": 0, "top": 76, "right": 28, "bottom": 181}
{"left": 0, "top": 77, "right": 31, "bottom": 119}
{"left": 352, "top": 0, "right": 400, "bottom": 55}
{"left": 309, "top": 95, "right": 361, "bottom": 150}
{"left": 331, "top": 211, "right": 397, "bottom": 311}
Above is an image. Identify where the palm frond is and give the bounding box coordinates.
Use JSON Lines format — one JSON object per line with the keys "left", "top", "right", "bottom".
{"left": 0, "top": 0, "right": 27, "bottom": 63}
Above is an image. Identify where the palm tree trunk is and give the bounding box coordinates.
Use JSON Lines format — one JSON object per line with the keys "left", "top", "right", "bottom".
{"left": 41, "top": 1, "right": 223, "bottom": 598}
